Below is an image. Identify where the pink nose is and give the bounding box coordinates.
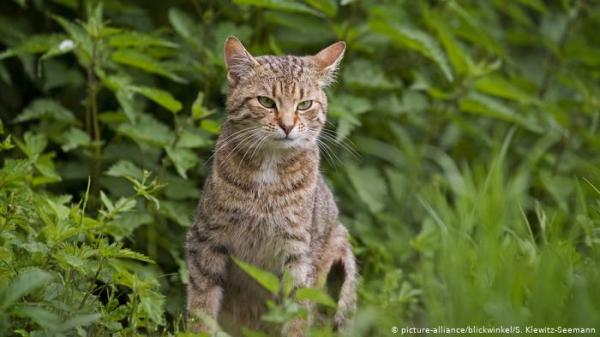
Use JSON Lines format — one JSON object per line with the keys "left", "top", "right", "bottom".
{"left": 279, "top": 123, "right": 294, "bottom": 136}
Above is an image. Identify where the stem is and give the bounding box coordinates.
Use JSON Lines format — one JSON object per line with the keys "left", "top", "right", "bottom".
{"left": 537, "top": 3, "right": 580, "bottom": 99}
{"left": 86, "top": 29, "right": 102, "bottom": 204}
{"left": 79, "top": 257, "right": 104, "bottom": 309}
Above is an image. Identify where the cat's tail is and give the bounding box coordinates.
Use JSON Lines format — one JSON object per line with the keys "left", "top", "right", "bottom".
{"left": 333, "top": 235, "right": 358, "bottom": 331}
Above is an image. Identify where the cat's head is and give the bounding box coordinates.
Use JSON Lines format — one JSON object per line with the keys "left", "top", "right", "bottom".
{"left": 223, "top": 36, "right": 345, "bottom": 151}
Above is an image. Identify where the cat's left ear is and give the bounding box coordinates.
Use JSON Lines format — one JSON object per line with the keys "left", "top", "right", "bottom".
{"left": 224, "top": 36, "right": 259, "bottom": 84}
{"left": 312, "top": 41, "right": 346, "bottom": 87}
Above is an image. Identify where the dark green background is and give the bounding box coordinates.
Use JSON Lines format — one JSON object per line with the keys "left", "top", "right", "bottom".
{"left": 1, "top": 0, "right": 600, "bottom": 336}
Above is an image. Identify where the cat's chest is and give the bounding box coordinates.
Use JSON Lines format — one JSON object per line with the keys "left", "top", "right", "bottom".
{"left": 252, "top": 154, "right": 280, "bottom": 183}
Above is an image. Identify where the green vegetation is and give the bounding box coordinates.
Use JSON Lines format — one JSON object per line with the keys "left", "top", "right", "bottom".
{"left": 1, "top": 0, "right": 600, "bottom": 336}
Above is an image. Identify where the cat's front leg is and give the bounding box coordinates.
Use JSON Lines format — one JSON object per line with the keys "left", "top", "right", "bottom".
{"left": 281, "top": 232, "right": 315, "bottom": 337}
{"left": 186, "top": 226, "right": 229, "bottom": 333}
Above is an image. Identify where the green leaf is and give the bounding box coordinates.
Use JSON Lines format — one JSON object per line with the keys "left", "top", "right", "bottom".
{"left": 40, "top": 38, "right": 76, "bottom": 61}
{"left": 474, "top": 75, "right": 536, "bottom": 104}
{"left": 305, "top": 0, "right": 337, "bottom": 17}
{"left": 15, "top": 132, "right": 47, "bottom": 159}
{"left": 201, "top": 119, "right": 222, "bottom": 135}
{"left": 459, "top": 92, "right": 541, "bottom": 132}
{"left": 191, "top": 92, "right": 215, "bottom": 119}
{"left": 139, "top": 290, "right": 166, "bottom": 325}
{"left": 11, "top": 305, "right": 60, "bottom": 328}
{"left": 0, "top": 34, "right": 67, "bottom": 60}
{"left": 50, "top": 14, "right": 92, "bottom": 56}
{"left": 61, "top": 127, "right": 91, "bottom": 152}
{"left": 112, "top": 49, "right": 185, "bottom": 83}
{"left": 329, "top": 94, "right": 372, "bottom": 141}
{"left": 110, "top": 248, "right": 154, "bottom": 263}
{"left": 168, "top": 8, "right": 201, "bottom": 46}
{"left": 429, "top": 18, "right": 471, "bottom": 76}
{"left": 53, "top": 313, "right": 101, "bottom": 332}
{"left": 130, "top": 86, "right": 182, "bottom": 113}
{"left": 117, "top": 115, "right": 175, "bottom": 147}
{"left": 15, "top": 99, "right": 76, "bottom": 124}
{"left": 176, "top": 129, "right": 211, "bottom": 149}
{"left": 0, "top": 268, "right": 53, "bottom": 309}
{"left": 346, "top": 164, "right": 387, "bottom": 213}
{"left": 370, "top": 20, "right": 454, "bottom": 82}
{"left": 106, "top": 160, "right": 144, "bottom": 180}
{"left": 116, "top": 89, "right": 138, "bottom": 122}
{"left": 295, "top": 287, "right": 337, "bottom": 308}
{"left": 165, "top": 146, "right": 199, "bottom": 179}
{"left": 233, "top": 0, "right": 322, "bottom": 16}
{"left": 232, "top": 257, "right": 280, "bottom": 295}
{"left": 109, "top": 31, "right": 178, "bottom": 49}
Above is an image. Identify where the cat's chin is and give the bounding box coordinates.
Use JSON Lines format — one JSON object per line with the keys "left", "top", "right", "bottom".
{"left": 266, "top": 137, "right": 310, "bottom": 151}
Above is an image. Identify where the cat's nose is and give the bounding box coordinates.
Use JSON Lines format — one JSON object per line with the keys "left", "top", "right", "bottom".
{"left": 279, "top": 122, "right": 295, "bottom": 136}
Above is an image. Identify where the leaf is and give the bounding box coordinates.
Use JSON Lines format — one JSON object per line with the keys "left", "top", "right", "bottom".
{"left": 166, "top": 146, "right": 199, "bottom": 178}
{"left": 295, "top": 287, "right": 337, "bottom": 308}
{"left": 61, "top": 127, "right": 91, "bottom": 152}
{"left": 168, "top": 8, "right": 201, "bottom": 45}
{"left": 130, "top": 86, "right": 182, "bottom": 113}
{"left": 232, "top": 257, "right": 280, "bottom": 295}
{"left": 139, "top": 290, "right": 165, "bottom": 325}
{"left": 429, "top": 18, "right": 471, "bottom": 76}
{"left": 329, "top": 94, "right": 372, "bottom": 141}
{"left": 15, "top": 132, "right": 47, "bottom": 159}
{"left": 191, "top": 92, "right": 215, "bottom": 119}
{"left": 459, "top": 92, "right": 541, "bottom": 132}
{"left": 100, "top": 191, "right": 115, "bottom": 213}
{"left": 15, "top": 99, "right": 76, "bottom": 124}
{"left": 112, "top": 49, "right": 185, "bottom": 83}
{"left": 0, "top": 34, "right": 67, "bottom": 60}
{"left": 233, "top": 0, "right": 322, "bottom": 17}
{"left": 474, "top": 75, "right": 536, "bottom": 104}
{"left": 40, "top": 38, "right": 76, "bottom": 61}
{"left": 11, "top": 305, "right": 60, "bottom": 328}
{"left": 0, "top": 268, "right": 53, "bottom": 309}
{"left": 305, "top": 0, "right": 337, "bottom": 17}
{"left": 200, "top": 119, "right": 222, "bottom": 135}
{"left": 53, "top": 313, "right": 101, "bottom": 332}
{"left": 106, "top": 160, "right": 144, "bottom": 180}
{"left": 109, "top": 31, "right": 178, "bottom": 49}
{"left": 346, "top": 164, "right": 387, "bottom": 213}
{"left": 343, "top": 59, "right": 397, "bottom": 90}
{"left": 50, "top": 14, "right": 92, "bottom": 55}
{"left": 117, "top": 115, "right": 175, "bottom": 147}
{"left": 176, "top": 129, "right": 211, "bottom": 149}
{"left": 370, "top": 20, "right": 454, "bottom": 82}
{"left": 116, "top": 89, "right": 138, "bottom": 122}
{"left": 110, "top": 248, "right": 154, "bottom": 263}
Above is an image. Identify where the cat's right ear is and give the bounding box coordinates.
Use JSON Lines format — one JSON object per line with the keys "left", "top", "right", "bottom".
{"left": 224, "top": 36, "right": 258, "bottom": 84}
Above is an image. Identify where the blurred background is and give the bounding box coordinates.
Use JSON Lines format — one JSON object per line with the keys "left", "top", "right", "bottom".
{"left": 1, "top": 0, "right": 600, "bottom": 336}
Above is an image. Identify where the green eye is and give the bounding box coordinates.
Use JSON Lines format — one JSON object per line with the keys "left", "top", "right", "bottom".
{"left": 257, "top": 96, "right": 276, "bottom": 109}
{"left": 297, "top": 100, "right": 313, "bottom": 111}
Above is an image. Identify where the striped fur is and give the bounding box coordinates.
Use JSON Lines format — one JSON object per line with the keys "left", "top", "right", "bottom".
{"left": 187, "top": 37, "right": 357, "bottom": 337}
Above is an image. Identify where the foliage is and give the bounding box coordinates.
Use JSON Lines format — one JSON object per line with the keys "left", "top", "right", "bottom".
{"left": 1, "top": 0, "right": 600, "bottom": 336}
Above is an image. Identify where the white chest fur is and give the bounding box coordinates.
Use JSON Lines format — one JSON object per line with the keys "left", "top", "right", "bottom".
{"left": 254, "top": 154, "right": 280, "bottom": 183}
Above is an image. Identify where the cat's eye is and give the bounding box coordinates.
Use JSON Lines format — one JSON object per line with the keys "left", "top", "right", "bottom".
{"left": 257, "top": 96, "right": 276, "bottom": 109}
{"left": 297, "top": 100, "right": 313, "bottom": 111}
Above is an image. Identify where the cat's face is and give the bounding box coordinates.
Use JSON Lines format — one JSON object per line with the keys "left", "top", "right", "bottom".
{"left": 223, "top": 37, "right": 345, "bottom": 151}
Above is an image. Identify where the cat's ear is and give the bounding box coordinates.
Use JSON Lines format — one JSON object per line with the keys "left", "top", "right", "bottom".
{"left": 224, "top": 36, "right": 258, "bottom": 83}
{"left": 312, "top": 41, "right": 346, "bottom": 86}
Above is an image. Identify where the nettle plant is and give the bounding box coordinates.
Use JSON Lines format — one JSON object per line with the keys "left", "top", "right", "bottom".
{"left": 0, "top": 3, "right": 207, "bottom": 336}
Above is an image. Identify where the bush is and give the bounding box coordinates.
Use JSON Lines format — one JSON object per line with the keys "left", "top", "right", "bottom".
{"left": 1, "top": 0, "right": 600, "bottom": 336}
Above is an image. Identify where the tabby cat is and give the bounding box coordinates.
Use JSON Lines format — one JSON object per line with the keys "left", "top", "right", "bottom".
{"left": 186, "top": 36, "right": 357, "bottom": 337}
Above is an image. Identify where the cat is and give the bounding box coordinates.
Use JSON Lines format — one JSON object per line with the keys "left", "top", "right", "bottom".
{"left": 186, "top": 36, "right": 357, "bottom": 337}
